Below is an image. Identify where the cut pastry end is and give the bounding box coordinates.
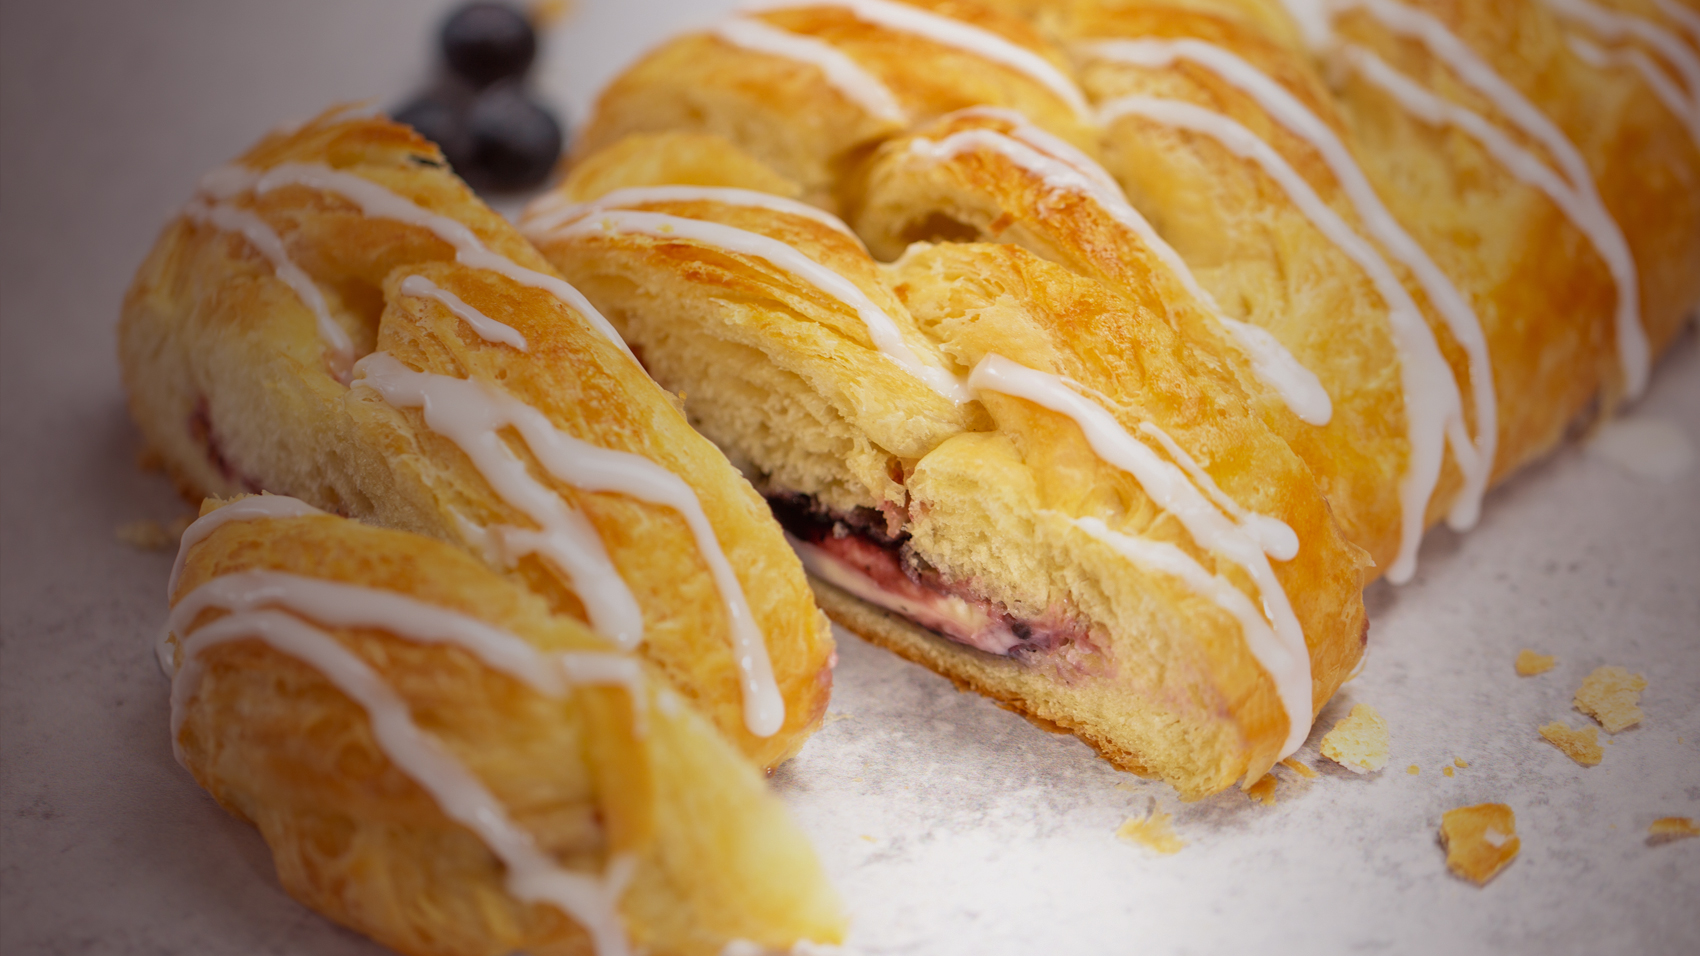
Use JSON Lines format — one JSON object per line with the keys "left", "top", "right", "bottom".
{"left": 1440, "top": 803, "right": 1520, "bottom": 885}
{"left": 532, "top": 129, "right": 1369, "bottom": 800}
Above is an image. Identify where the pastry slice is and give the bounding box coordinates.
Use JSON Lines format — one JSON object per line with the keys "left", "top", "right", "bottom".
{"left": 523, "top": 134, "right": 1368, "bottom": 797}
{"left": 167, "top": 495, "right": 845, "bottom": 956}
{"left": 119, "top": 109, "right": 832, "bottom": 768}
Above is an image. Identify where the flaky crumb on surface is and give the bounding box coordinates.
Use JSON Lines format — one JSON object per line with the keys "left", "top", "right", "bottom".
{"left": 1245, "top": 774, "right": 1278, "bottom": 805}
{"left": 115, "top": 518, "right": 191, "bottom": 551}
{"left": 1320, "top": 703, "right": 1390, "bottom": 773}
{"left": 1515, "top": 649, "right": 1556, "bottom": 676}
{"left": 1648, "top": 817, "right": 1699, "bottom": 842}
{"left": 1443, "top": 766, "right": 1454, "bottom": 777}
{"left": 1116, "top": 811, "right": 1185, "bottom": 855}
{"left": 1539, "top": 721, "right": 1603, "bottom": 766}
{"left": 1574, "top": 666, "right": 1647, "bottom": 733}
{"left": 1280, "top": 757, "right": 1318, "bottom": 779}
{"left": 1407, "top": 765, "right": 1419, "bottom": 775}
{"left": 1455, "top": 757, "right": 1469, "bottom": 768}
{"left": 1440, "top": 803, "right": 1520, "bottom": 885}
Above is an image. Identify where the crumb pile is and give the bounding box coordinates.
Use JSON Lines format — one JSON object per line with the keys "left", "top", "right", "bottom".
{"left": 1648, "top": 818, "right": 1699, "bottom": 842}
{"left": 1515, "top": 649, "right": 1556, "bottom": 676}
{"left": 1116, "top": 811, "right": 1186, "bottom": 855}
{"left": 1440, "top": 804, "right": 1520, "bottom": 884}
{"left": 1539, "top": 722, "right": 1603, "bottom": 766}
{"left": 1574, "top": 666, "right": 1647, "bottom": 732}
{"left": 1321, "top": 704, "right": 1390, "bottom": 773}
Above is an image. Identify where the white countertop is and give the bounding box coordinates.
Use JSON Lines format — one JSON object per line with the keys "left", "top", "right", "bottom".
{"left": 2, "top": 2, "right": 1696, "bottom": 953}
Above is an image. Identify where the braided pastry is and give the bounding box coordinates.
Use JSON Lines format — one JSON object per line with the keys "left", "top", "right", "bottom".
{"left": 524, "top": 0, "right": 1697, "bottom": 794}
{"left": 165, "top": 495, "right": 843, "bottom": 955}
{"left": 120, "top": 112, "right": 847, "bottom": 952}
{"left": 120, "top": 112, "right": 835, "bottom": 769}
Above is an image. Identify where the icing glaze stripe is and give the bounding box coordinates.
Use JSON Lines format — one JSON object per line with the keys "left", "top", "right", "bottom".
{"left": 1566, "top": 33, "right": 1700, "bottom": 145}
{"left": 171, "top": 609, "right": 634, "bottom": 956}
{"left": 712, "top": 17, "right": 907, "bottom": 123}
{"left": 1341, "top": 42, "right": 1654, "bottom": 407}
{"left": 354, "top": 353, "right": 786, "bottom": 738}
{"left": 1652, "top": 0, "right": 1700, "bottom": 43}
{"left": 1097, "top": 91, "right": 1475, "bottom": 583}
{"left": 908, "top": 122, "right": 1335, "bottom": 427}
{"left": 181, "top": 199, "right": 356, "bottom": 383}
{"left": 1085, "top": 37, "right": 1496, "bottom": 549}
{"left": 1134, "top": 421, "right": 1300, "bottom": 561}
{"left": 1320, "top": 0, "right": 1651, "bottom": 398}
{"left": 522, "top": 184, "right": 863, "bottom": 243}
{"left": 399, "top": 274, "right": 529, "bottom": 350}
{"left": 200, "top": 162, "right": 639, "bottom": 365}
{"left": 968, "top": 354, "right": 1312, "bottom": 758}
{"left": 170, "top": 494, "right": 327, "bottom": 596}
{"left": 537, "top": 209, "right": 974, "bottom": 404}
{"left": 1545, "top": 0, "right": 1700, "bottom": 104}
{"left": 740, "top": 0, "right": 1092, "bottom": 118}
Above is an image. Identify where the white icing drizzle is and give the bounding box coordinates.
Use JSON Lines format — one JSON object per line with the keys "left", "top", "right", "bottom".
{"left": 522, "top": 185, "right": 863, "bottom": 244}
{"left": 399, "top": 274, "right": 529, "bottom": 350}
{"left": 712, "top": 17, "right": 907, "bottom": 123}
{"left": 538, "top": 209, "right": 973, "bottom": 404}
{"left": 1134, "top": 421, "right": 1300, "bottom": 561}
{"left": 169, "top": 495, "right": 328, "bottom": 597}
{"left": 1097, "top": 92, "right": 1474, "bottom": 582}
{"left": 199, "top": 162, "right": 638, "bottom": 365}
{"left": 968, "top": 354, "right": 1311, "bottom": 757}
{"left": 180, "top": 199, "right": 356, "bottom": 383}
{"left": 169, "top": 569, "right": 643, "bottom": 703}
{"left": 170, "top": 608, "right": 634, "bottom": 956}
{"left": 948, "top": 106, "right": 1125, "bottom": 193}
{"left": 1652, "top": 0, "right": 1700, "bottom": 43}
{"left": 907, "top": 124, "right": 1335, "bottom": 426}
{"left": 739, "top": 0, "right": 1092, "bottom": 118}
{"left": 1086, "top": 39, "right": 1496, "bottom": 552}
{"left": 1545, "top": 0, "right": 1700, "bottom": 105}
{"left": 1339, "top": 41, "right": 1665, "bottom": 406}
{"left": 1566, "top": 33, "right": 1700, "bottom": 145}
{"left": 353, "top": 352, "right": 786, "bottom": 738}
{"left": 1315, "top": 0, "right": 1651, "bottom": 399}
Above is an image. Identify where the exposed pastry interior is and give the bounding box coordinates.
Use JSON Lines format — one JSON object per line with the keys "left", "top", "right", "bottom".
{"left": 525, "top": 0, "right": 1698, "bottom": 795}
{"left": 165, "top": 495, "right": 845, "bottom": 956}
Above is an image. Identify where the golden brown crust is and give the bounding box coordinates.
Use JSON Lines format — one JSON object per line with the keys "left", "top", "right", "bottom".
{"left": 119, "top": 110, "right": 833, "bottom": 769}
{"left": 530, "top": 134, "right": 1368, "bottom": 797}
{"left": 171, "top": 502, "right": 844, "bottom": 955}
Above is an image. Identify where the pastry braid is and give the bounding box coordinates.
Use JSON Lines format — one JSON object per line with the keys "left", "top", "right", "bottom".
{"left": 120, "top": 110, "right": 835, "bottom": 770}
{"left": 525, "top": 0, "right": 1697, "bottom": 794}
{"left": 165, "top": 496, "right": 844, "bottom": 956}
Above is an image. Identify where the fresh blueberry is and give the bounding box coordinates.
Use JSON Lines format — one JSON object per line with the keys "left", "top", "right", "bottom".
{"left": 392, "top": 92, "right": 469, "bottom": 160}
{"left": 441, "top": 3, "right": 536, "bottom": 88}
{"left": 459, "top": 84, "right": 562, "bottom": 192}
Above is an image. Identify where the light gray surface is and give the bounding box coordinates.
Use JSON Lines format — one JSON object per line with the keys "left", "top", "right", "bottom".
{"left": 1, "top": 1, "right": 1696, "bottom": 954}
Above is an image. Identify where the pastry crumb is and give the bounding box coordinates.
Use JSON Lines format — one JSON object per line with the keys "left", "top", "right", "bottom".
{"left": 1515, "top": 649, "right": 1556, "bottom": 676}
{"left": 1443, "top": 766, "right": 1454, "bottom": 777}
{"left": 1648, "top": 817, "right": 1699, "bottom": 843}
{"left": 1539, "top": 721, "right": 1603, "bottom": 766}
{"left": 1116, "top": 811, "right": 1185, "bottom": 855}
{"left": 820, "top": 711, "right": 853, "bottom": 727}
{"left": 1279, "top": 757, "right": 1318, "bottom": 779}
{"left": 1245, "top": 774, "right": 1278, "bottom": 805}
{"left": 115, "top": 517, "right": 191, "bottom": 551}
{"left": 1574, "top": 666, "right": 1646, "bottom": 732}
{"left": 1320, "top": 703, "right": 1390, "bottom": 773}
{"left": 1440, "top": 803, "right": 1520, "bottom": 884}
{"left": 1455, "top": 757, "right": 1469, "bottom": 768}
{"left": 1407, "top": 764, "right": 1420, "bottom": 775}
